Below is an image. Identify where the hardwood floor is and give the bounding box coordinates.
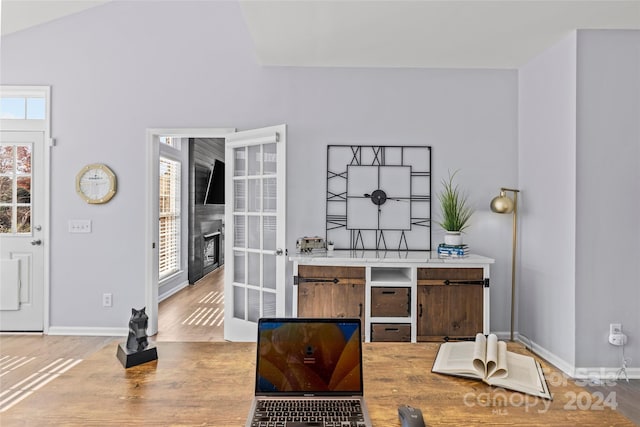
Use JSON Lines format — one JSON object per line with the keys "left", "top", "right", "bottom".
{"left": 586, "top": 378, "right": 640, "bottom": 425}
{"left": 0, "top": 335, "right": 116, "bottom": 413}
{"left": 157, "top": 266, "right": 225, "bottom": 342}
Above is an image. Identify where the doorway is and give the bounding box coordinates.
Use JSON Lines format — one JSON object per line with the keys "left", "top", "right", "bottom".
{"left": 145, "top": 128, "right": 234, "bottom": 336}
{"left": 145, "top": 125, "right": 288, "bottom": 341}
{"left": 156, "top": 136, "right": 226, "bottom": 342}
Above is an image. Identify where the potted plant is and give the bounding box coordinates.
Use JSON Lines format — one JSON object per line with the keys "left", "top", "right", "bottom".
{"left": 437, "top": 170, "right": 474, "bottom": 245}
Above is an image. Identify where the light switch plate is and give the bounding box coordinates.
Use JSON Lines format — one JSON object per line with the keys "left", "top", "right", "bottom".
{"left": 69, "top": 219, "right": 91, "bottom": 233}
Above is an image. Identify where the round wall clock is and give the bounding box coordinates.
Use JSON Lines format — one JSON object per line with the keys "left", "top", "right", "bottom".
{"left": 76, "top": 163, "right": 117, "bottom": 204}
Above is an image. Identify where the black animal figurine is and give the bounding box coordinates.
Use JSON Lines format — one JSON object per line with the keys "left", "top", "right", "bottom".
{"left": 126, "top": 307, "right": 149, "bottom": 352}
{"left": 117, "top": 307, "right": 158, "bottom": 368}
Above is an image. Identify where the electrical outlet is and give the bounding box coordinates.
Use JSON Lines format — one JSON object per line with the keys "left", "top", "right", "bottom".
{"left": 609, "top": 333, "right": 627, "bottom": 346}
{"left": 102, "top": 293, "right": 112, "bottom": 307}
{"left": 608, "top": 323, "right": 627, "bottom": 346}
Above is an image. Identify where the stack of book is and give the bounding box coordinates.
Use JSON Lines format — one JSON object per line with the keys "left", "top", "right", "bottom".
{"left": 437, "top": 243, "right": 469, "bottom": 258}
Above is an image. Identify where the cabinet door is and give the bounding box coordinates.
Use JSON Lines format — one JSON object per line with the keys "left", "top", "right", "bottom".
{"left": 297, "top": 266, "right": 365, "bottom": 317}
{"left": 298, "top": 282, "right": 364, "bottom": 318}
{"left": 417, "top": 267, "right": 484, "bottom": 341}
{"left": 344, "top": 283, "right": 365, "bottom": 321}
{"left": 297, "top": 281, "right": 365, "bottom": 340}
{"left": 417, "top": 285, "right": 448, "bottom": 340}
{"left": 448, "top": 284, "right": 483, "bottom": 338}
{"left": 298, "top": 282, "right": 334, "bottom": 318}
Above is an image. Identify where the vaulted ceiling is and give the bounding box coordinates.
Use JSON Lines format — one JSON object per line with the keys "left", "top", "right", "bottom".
{"left": 2, "top": 0, "right": 639, "bottom": 69}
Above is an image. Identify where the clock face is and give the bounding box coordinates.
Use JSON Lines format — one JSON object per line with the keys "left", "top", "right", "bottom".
{"left": 346, "top": 165, "right": 411, "bottom": 230}
{"left": 326, "top": 145, "right": 432, "bottom": 251}
{"left": 76, "top": 164, "right": 117, "bottom": 204}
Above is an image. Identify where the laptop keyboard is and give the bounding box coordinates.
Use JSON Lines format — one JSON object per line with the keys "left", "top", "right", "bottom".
{"left": 250, "top": 399, "right": 367, "bottom": 427}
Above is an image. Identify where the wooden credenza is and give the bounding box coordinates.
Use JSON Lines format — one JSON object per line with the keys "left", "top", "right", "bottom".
{"left": 291, "top": 251, "right": 494, "bottom": 342}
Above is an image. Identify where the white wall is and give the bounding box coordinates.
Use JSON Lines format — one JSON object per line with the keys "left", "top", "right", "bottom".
{"left": 0, "top": 2, "right": 517, "bottom": 332}
{"left": 575, "top": 30, "right": 640, "bottom": 369}
{"left": 518, "top": 32, "right": 578, "bottom": 369}
{"left": 519, "top": 29, "right": 640, "bottom": 374}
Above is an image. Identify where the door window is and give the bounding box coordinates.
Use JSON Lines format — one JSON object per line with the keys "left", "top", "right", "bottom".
{"left": 0, "top": 143, "right": 32, "bottom": 234}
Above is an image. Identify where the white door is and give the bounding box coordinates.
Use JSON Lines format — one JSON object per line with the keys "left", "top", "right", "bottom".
{"left": 0, "top": 131, "right": 45, "bottom": 331}
{"left": 224, "top": 125, "right": 286, "bottom": 341}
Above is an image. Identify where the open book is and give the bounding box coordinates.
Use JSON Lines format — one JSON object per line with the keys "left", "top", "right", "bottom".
{"left": 432, "top": 333, "right": 552, "bottom": 400}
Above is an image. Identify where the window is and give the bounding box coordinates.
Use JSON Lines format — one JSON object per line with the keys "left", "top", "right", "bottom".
{"left": 0, "top": 144, "right": 32, "bottom": 234}
{"left": 159, "top": 156, "right": 180, "bottom": 279}
{"left": 0, "top": 97, "right": 46, "bottom": 120}
{"left": 159, "top": 136, "right": 180, "bottom": 149}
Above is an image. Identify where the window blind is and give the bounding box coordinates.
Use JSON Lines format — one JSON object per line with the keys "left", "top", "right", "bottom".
{"left": 159, "top": 157, "right": 180, "bottom": 279}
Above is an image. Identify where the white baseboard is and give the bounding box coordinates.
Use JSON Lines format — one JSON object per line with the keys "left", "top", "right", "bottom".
{"left": 572, "top": 367, "right": 640, "bottom": 383}
{"left": 159, "top": 280, "right": 190, "bottom": 302}
{"left": 46, "top": 281, "right": 189, "bottom": 337}
{"left": 48, "top": 326, "right": 127, "bottom": 337}
{"left": 506, "top": 332, "right": 640, "bottom": 380}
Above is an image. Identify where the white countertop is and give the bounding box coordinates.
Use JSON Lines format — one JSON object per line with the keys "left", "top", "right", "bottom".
{"left": 289, "top": 250, "right": 494, "bottom": 265}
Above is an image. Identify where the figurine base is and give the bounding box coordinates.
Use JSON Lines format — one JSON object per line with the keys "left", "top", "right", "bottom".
{"left": 116, "top": 342, "right": 158, "bottom": 368}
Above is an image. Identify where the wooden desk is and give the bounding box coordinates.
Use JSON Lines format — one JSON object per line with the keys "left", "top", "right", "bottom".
{"left": 1, "top": 342, "right": 632, "bottom": 426}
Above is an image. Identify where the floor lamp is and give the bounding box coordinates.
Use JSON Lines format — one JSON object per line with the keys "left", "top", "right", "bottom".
{"left": 490, "top": 188, "right": 520, "bottom": 341}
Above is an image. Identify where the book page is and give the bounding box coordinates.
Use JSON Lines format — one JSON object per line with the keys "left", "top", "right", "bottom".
{"left": 486, "top": 339, "right": 508, "bottom": 379}
{"left": 432, "top": 341, "right": 482, "bottom": 379}
{"left": 472, "top": 333, "right": 487, "bottom": 376}
{"left": 487, "top": 351, "right": 550, "bottom": 399}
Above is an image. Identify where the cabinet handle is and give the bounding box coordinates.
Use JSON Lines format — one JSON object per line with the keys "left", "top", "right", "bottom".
{"left": 419, "top": 303, "right": 423, "bottom": 317}
{"left": 382, "top": 290, "right": 396, "bottom": 294}
{"left": 297, "top": 277, "right": 340, "bottom": 284}
{"left": 358, "top": 303, "right": 363, "bottom": 318}
{"left": 443, "top": 279, "right": 485, "bottom": 286}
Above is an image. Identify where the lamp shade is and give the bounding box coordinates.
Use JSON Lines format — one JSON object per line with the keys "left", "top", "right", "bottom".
{"left": 490, "top": 191, "right": 514, "bottom": 214}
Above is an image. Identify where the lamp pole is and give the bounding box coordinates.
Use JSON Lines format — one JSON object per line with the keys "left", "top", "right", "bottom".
{"left": 490, "top": 187, "right": 520, "bottom": 341}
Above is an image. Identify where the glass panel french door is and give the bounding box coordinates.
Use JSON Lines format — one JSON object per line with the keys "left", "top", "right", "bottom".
{"left": 224, "top": 125, "right": 286, "bottom": 341}
{"left": 0, "top": 131, "right": 45, "bottom": 331}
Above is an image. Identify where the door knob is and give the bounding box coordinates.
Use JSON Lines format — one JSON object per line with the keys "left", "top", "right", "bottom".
{"left": 31, "top": 239, "right": 42, "bottom": 246}
{"left": 275, "top": 248, "right": 284, "bottom": 256}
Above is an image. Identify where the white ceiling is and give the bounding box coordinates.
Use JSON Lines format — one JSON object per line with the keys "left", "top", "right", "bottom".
{"left": 2, "top": 0, "right": 639, "bottom": 69}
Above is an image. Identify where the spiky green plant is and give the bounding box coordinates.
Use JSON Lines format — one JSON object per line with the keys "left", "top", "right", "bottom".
{"left": 437, "top": 170, "right": 474, "bottom": 232}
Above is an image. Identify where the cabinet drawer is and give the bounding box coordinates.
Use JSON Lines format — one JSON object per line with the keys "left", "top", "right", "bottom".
{"left": 298, "top": 265, "right": 365, "bottom": 282}
{"left": 371, "top": 323, "right": 411, "bottom": 342}
{"left": 371, "top": 287, "right": 410, "bottom": 317}
{"left": 417, "top": 267, "right": 483, "bottom": 283}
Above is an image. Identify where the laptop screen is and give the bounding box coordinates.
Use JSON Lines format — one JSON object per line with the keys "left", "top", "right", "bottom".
{"left": 255, "top": 318, "right": 364, "bottom": 396}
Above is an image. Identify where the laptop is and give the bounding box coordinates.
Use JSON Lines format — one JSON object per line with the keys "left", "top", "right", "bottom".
{"left": 245, "top": 318, "right": 373, "bottom": 427}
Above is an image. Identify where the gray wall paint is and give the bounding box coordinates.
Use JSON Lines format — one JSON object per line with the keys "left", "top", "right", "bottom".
{"left": 575, "top": 30, "right": 640, "bottom": 368}
{"left": 2, "top": 2, "right": 515, "bottom": 339}
{"left": 519, "top": 29, "right": 640, "bottom": 372}
{"left": 519, "top": 32, "right": 578, "bottom": 367}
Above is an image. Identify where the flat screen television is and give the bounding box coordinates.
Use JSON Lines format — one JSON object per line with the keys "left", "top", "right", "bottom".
{"left": 204, "top": 159, "right": 225, "bottom": 204}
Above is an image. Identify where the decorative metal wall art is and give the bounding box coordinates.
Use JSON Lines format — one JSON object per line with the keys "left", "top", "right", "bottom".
{"left": 326, "top": 145, "right": 432, "bottom": 251}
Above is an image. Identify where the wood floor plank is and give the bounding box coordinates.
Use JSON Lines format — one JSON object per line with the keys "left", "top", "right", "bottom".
{"left": 0, "top": 335, "right": 116, "bottom": 414}
{"left": 157, "top": 266, "right": 224, "bottom": 342}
